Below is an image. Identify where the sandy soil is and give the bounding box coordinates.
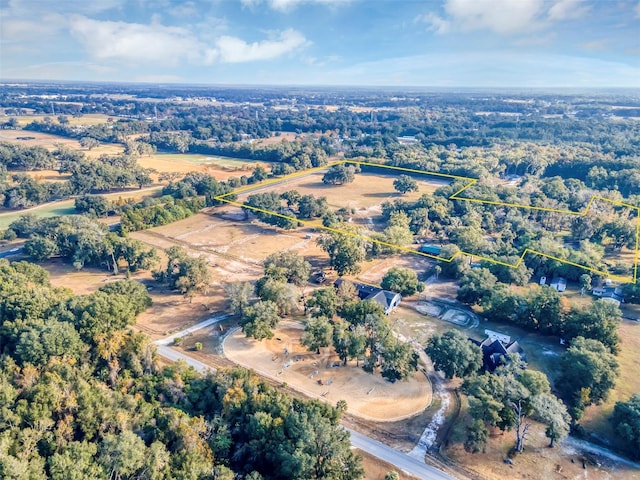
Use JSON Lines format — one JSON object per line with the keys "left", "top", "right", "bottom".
{"left": 223, "top": 320, "right": 431, "bottom": 422}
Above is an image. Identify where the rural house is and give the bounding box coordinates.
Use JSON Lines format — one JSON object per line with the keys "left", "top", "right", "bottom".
{"left": 469, "top": 330, "right": 525, "bottom": 371}
{"left": 334, "top": 279, "right": 401, "bottom": 315}
{"left": 593, "top": 286, "right": 624, "bottom": 305}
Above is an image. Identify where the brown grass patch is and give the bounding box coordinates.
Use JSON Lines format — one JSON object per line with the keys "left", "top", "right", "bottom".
{"left": 356, "top": 449, "right": 421, "bottom": 480}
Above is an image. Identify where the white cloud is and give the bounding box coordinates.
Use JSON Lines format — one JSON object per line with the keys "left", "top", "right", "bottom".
{"left": 69, "top": 16, "right": 307, "bottom": 66}
{"left": 548, "top": 0, "right": 590, "bottom": 20}
{"left": 443, "top": 0, "right": 546, "bottom": 35}
{"left": 635, "top": 1, "right": 640, "bottom": 18}
{"left": 420, "top": 0, "right": 590, "bottom": 36}
{"left": 215, "top": 29, "right": 308, "bottom": 63}
{"left": 242, "top": 0, "right": 350, "bottom": 11}
{"left": 0, "top": 14, "right": 66, "bottom": 44}
{"left": 417, "top": 12, "right": 451, "bottom": 34}
{"left": 69, "top": 16, "right": 207, "bottom": 66}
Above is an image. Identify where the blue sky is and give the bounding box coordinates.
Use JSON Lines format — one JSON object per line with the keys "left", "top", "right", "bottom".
{"left": 1, "top": 0, "right": 639, "bottom": 87}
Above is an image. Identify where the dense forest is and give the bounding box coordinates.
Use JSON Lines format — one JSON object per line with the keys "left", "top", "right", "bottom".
{"left": 0, "top": 259, "right": 362, "bottom": 479}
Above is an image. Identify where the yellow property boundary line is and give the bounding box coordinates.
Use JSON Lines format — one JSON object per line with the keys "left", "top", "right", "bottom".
{"left": 214, "top": 160, "right": 639, "bottom": 284}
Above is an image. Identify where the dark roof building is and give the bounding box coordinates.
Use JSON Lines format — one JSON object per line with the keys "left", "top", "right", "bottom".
{"left": 334, "top": 279, "right": 401, "bottom": 315}
{"left": 593, "top": 286, "right": 624, "bottom": 305}
{"left": 469, "top": 332, "right": 525, "bottom": 371}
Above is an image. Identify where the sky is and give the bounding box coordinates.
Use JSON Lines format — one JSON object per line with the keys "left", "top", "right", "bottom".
{"left": 1, "top": 0, "right": 639, "bottom": 87}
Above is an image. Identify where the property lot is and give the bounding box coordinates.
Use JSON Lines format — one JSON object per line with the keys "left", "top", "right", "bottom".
{"left": 235, "top": 170, "right": 449, "bottom": 212}
{"left": 223, "top": 320, "right": 432, "bottom": 422}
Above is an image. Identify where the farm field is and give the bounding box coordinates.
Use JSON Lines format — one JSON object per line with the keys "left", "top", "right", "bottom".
{"left": 223, "top": 320, "right": 432, "bottom": 422}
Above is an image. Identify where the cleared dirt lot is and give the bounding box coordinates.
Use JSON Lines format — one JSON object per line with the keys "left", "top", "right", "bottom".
{"left": 224, "top": 320, "right": 431, "bottom": 423}
{"left": 131, "top": 211, "right": 329, "bottom": 273}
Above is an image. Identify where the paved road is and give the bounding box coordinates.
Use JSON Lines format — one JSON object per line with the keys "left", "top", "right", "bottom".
{"left": 0, "top": 247, "right": 23, "bottom": 259}
{"left": 152, "top": 315, "right": 457, "bottom": 480}
{"left": 154, "top": 313, "right": 231, "bottom": 346}
{"left": 348, "top": 429, "right": 456, "bottom": 479}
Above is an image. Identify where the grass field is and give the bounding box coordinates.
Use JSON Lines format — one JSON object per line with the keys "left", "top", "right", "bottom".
{"left": 137, "top": 153, "right": 266, "bottom": 178}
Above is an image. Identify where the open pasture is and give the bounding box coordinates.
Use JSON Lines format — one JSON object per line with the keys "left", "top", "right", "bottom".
{"left": 235, "top": 170, "right": 450, "bottom": 211}
{"left": 132, "top": 212, "right": 328, "bottom": 269}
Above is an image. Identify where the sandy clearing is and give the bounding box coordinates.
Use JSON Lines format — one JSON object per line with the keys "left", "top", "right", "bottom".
{"left": 224, "top": 320, "right": 431, "bottom": 422}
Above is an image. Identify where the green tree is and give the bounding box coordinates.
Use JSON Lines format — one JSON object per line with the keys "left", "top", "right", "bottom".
{"left": 317, "top": 224, "right": 366, "bottom": 276}
{"left": 380, "top": 339, "right": 418, "bottom": 381}
{"left": 98, "top": 431, "right": 147, "bottom": 479}
{"left": 263, "top": 250, "right": 311, "bottom": 286}
{"left": 533, "top": 393, "right": 571, "bottom": 448}
{"left": 382, "top": 211, "right": 414, "bottom": 249}
{"left": 322, "top": 164, "right": 356, "bottom": 185}
{"left": 255, "top": 277, "right": 299, "bottom": 315}
{"left": 558, "top": 336, "right": 619, "bottom": 419}
{"left": 24, "top": 235, "right": 59, "bottom": 261}
{"left": 381, "top": 266, "right": 424, "bottom": 296}
{"left": 393, "top": 174, "right": 419, "bottom": 194}
{"left": 622, "top": 280, "right": 640, "bottom": 304}
{"left": 240, "top": 301, "right": 280, "bottom": 340}
{"left": 611, "top": 393, "right": 640, "bottom": 460}
{"left": 302, "top": 317, "right": 334, "bottom": 354}
{"left": 425, "top": 330, "right": 483, "bottom": 379}
{"left": 564, "top": 299, "right": 621, "bottom": 353}
{"left": 306, "top": 287, "right": 339, "bottom": 318}
{"left": 457, "top": 268, "right": 497, "bottom": 305}
{"left": 15, "top": 320, "right": 84, "bottom": 367}
{"left": 224, "top": 281, "right": 253, "bottom": 316}
{"left": 464, "top": 419, "right": 489, "bottom": 453}
{"left": 49, "top": 441, "right": 105, "bottom": 480}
